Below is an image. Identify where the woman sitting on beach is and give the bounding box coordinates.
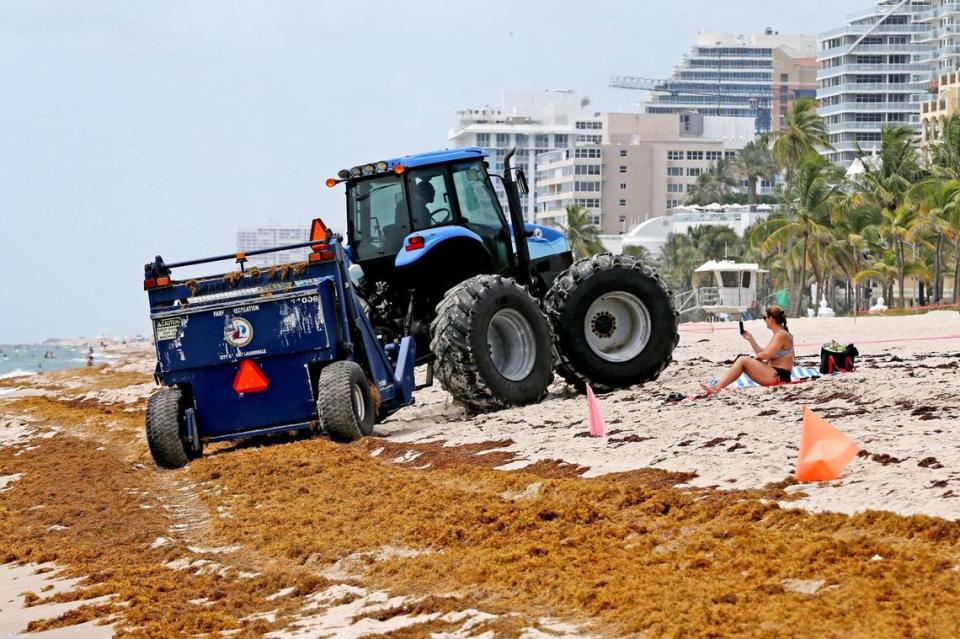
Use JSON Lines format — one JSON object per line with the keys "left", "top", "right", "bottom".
{"left": 701, "top": 305, "right": 795, "bottom": 396}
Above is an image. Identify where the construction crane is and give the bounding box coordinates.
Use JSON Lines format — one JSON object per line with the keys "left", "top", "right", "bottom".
{"left": 609, "top": 74, "right": 800, "bottom": 133}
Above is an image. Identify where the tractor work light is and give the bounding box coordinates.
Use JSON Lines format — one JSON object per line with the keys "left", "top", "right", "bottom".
{"left": 375, "top": 161, "right": 388, "bottom": 172}
{"left": 156, "top": 276, "right": 171, "bottom": 287}
{"left": 143, "top": 278, "right": 157, "bottom": 290}
{"left": 350, "top": 166, "right": 362, "bottom": 177}
{"left": 405, "top": 235, "right": 425, "bottom": 252}
{"left": 337, "top": 169, "right": 351, "bottom": 180}
{"left": 325, "top": 178, "right": 337, "bottom": 188}
{"left": 362, "top": 164, "right": 375, "bottom": 175}
{"left": 394, "top": 164, "right": 406, "bottom": 175}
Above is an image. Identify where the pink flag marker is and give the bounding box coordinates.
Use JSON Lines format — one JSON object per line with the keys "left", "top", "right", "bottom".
{"left": 587, "top": 385, "right": 606, "bottom": 437}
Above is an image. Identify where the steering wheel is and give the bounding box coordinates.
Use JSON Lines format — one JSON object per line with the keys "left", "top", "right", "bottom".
{"left": 430, "top": 208, "right": 452, "bottom": 224}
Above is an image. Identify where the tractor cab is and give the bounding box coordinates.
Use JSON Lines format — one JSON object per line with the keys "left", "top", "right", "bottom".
{"left": 339, "top": 148, "right": 514, "bottom": 282}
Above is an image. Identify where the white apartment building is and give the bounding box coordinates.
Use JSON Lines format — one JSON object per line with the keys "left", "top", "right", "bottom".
{"left": 236, "top": 227, "right": 310, "bottom": 268}
{"left": 645, "top": 30, "right": 817, "bottom": 134}
{"left": 535, "top": 146, "right": 603, "bottom": 229}
{"left": 817, "top": 1, "right": 940, "bottom": 167}
{"left": 449, "top": 91, "right": 602, "bottom": 222}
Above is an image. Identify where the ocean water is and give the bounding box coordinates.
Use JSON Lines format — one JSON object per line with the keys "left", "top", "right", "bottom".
{"left": 0, "top": 344, "right": 99, "bottom": 378}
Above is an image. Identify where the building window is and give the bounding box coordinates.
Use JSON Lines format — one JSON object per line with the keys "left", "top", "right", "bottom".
{"left": 535, "top": 134, "right": 549, "bottom": 149}
{"left": 724, "top": 150, "right": 737, "bottom": 159}
{"left": 591, "top": 215, "right": 602, "bottom": 226}
{"left": 667, "top": 150, "right": 684, "bottom": 160}
{"left": 515, "top": 133, "right": 528, "bottom": 147}
{"left": 780, "top": 73, "right": 789, "bottom": 82}
{"left": 476, "top": 133, "right": 490, "bottom": 146}
{"left": 575, "top": 148, "right": 601, "bottom": 159}
{"left": 667, "top": 167, "right": 683, "bottom": 176}
{"left": 575, "top": 165, "right": 601, "bottom": 175}
{"left": 706, "top": 151, "right": 721, "bottom": 161}
{"left": 496, "top": 133, "right": 511, "bottom": 147}
{"left": 619, "top": 199, "right": 627, "bottom": 206}
{"left": 554, "top": 134, "right": 569, "bottom": 147}
{"left": 619, "top": 165, "right": 627, "bottom": 173}
{"left": 686, "top": 150, "right": 704, "bottom": 161}
{"left": 619, "top": 182, "right": 627, "bottom": 190}
{"left": 667, "top": 184, "right": 684, "bottom": 193}
{"left": 687, "top": 167, "right": 702, "bottom": 177}
{"left": 619, "top": 149, "right": 627, "bottom": 157}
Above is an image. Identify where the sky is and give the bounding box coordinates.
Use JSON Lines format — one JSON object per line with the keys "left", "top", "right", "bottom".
{"left": 0, "top": 0, "right": 868, "bottom": 343}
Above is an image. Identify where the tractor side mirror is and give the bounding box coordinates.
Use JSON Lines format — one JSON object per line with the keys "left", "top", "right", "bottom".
{"left": 515, "top": 169, "right": 529, "bottom": 195}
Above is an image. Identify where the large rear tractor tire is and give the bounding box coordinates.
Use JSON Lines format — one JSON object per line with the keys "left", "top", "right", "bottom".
{"left": 431, "top": 275, "right": 554, "bottom": 413}
{"left": 543, "top": 254, "right": 679, "bottom": 392}
{"left": 146, "top": 388, "right": 192, "bottom": 469}
{"left": 318, "top": 361, "right": 376, "bottom": 443}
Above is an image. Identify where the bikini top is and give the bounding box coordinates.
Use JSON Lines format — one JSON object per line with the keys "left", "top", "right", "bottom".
{"left": 773, "top": 330, "right": 794, "bottom": 359}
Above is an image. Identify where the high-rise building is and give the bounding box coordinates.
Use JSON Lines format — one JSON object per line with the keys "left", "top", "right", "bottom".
{"left": 236, "top": 227, "right": 310, "bottom": 268}
{"left": 449, "top": 90, "right": 602, "bottom": 222}
{"left": 645, "top": 30, "right": 817, "bottom": 134}
{"left": 817, "top": 2, "right": 938, "bottom": 167}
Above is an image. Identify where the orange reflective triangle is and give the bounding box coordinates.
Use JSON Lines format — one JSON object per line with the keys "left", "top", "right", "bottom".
{"left": 796, "top": 406, "right": 859, "bottom": 482}
{"left": 233, "top": 359, "right": 269, "bottom": 394}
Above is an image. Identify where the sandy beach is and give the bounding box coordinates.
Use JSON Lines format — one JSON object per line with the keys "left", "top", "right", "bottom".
{"left": 0, "top": 312, "right": 959, "bottom": 637}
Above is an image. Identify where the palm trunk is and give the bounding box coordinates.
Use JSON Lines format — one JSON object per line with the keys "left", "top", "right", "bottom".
{"left": 792, "top": 231, "right": 809, "bottom": 317}
{"left": 954, "top": 238, "right": 960, "bottom": 305}
{"left": 748, "top": 177, "right": 758, "bottom": 209}
{"left": 895, "top": 237, "right": 906, "bottom": 308}
{"left": 934, "top": 232, "right": 943, "bottom": 304}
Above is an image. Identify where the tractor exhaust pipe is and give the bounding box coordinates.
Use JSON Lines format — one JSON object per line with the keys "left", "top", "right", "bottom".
{"left": 502, "top": 147, "right": 532, "bottom": 286}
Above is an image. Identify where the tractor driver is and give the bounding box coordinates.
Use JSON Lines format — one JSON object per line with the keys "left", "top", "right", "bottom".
{"left": 410, "top": 179, "right": 436, "bottom": 230}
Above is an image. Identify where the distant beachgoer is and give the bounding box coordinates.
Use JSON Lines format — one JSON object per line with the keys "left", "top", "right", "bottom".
{"left": 700, "top": 305, "right": 795, "bottom": 396}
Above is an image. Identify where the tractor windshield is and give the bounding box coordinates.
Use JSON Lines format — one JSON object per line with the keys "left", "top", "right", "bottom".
{"left": 348, "top": 174, "right": 408, "bottom": 261}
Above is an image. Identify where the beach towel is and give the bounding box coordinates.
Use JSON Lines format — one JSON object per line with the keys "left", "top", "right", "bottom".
{"left": 734, "top": 366, "right": 822, "bottom": 389}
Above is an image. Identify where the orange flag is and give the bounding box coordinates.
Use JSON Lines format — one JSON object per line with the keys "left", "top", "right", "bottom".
{"left": 587, "top": 385, "right": 606, "bottom": 437}
{"left": 795, "top": 406, "right": 859, "bottom": 482}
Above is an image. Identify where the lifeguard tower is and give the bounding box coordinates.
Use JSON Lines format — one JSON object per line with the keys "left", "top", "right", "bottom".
{"left": 675, "top": 260, "right": 766, "bottom": 320}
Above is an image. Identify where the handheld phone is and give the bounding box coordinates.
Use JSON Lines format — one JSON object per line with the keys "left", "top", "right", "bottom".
{"left": 738, "top": 320, "right": 745, "bottom": 335}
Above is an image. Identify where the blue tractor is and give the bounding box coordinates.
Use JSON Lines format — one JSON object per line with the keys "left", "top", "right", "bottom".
{"left": 329, "top": 147, "right": 679, "bottom": 412}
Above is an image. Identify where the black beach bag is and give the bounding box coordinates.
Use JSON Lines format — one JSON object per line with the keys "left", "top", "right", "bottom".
{"left": 820, "top": 342, "right": 858, "bottom": 374}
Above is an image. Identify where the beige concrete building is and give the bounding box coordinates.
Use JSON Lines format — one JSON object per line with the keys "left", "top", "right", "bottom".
{"left": 771, "top": 48, "right": 819, "bottom": 131}
{"left": 597, "top": 112, "right": 754, "bottom": 234}
{"left": 921, "top": 71, "right": 960, "bottom": 150}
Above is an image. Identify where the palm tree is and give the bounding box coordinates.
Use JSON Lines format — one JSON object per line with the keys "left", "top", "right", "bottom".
{"left": 906, "top": 178, "right": 960, "bottom": 303}
{"left": 686, "top": 225, "right": 743, "bottom": 261}
{"left": 622, "top": 244, "right": 654, "bottom": 265}
{"left": 735, "top": 139, "right": 776, "bottom": 207}
{"left": 563, "top": 204, "right": 604, "bottom": 259}
{"left": 763, "top": 152, "right": 840, "bottom": 316}
{"left": 849, "top": 125, "right": 923, "bottom": 307}
{"left": 657, "top": 233, "right": 701, "bottom": 292}
{"left": 769, "top": 97, "right": 832, "bottom": 190}
{"left": 686, "top": 159, "right": 740, "bottom": 206}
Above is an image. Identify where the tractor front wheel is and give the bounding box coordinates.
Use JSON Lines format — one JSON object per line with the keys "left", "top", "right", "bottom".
{"left": 431, "top": 275, "right": 554, "bottom": 413}
{"left": 544, "top": 254, "right": 679, "bottom": 392}
{"left": 146, "top": 388, "right": 192, "bottom": 469}
{"left": 318, "top": 361, "right": 376, "bottom": 442}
